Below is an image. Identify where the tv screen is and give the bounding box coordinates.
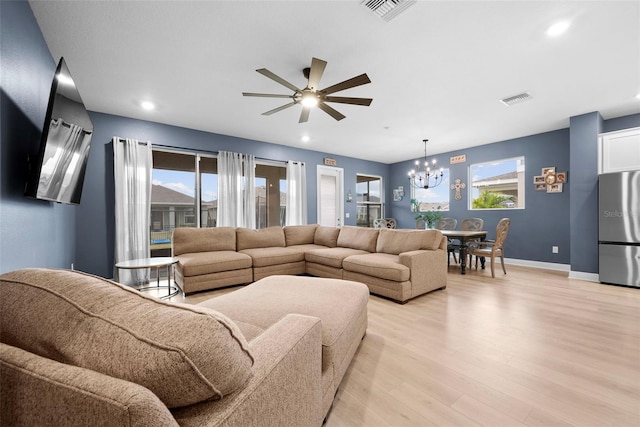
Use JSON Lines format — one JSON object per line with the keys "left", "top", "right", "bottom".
{"left": 25, "top": 57, "right": 93, "bottom": 205}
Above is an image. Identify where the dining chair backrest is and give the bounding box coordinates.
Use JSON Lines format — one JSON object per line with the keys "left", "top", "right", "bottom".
{"left": 415, "top": 218, "right": 426, "bottom": 229}
{"left": 493, "top": 218, "right": 511, "bottom": 250}
{"left": 461, "top": 218, "right": 484, "bottom": 231}
{"left": 436, "top": 218, "right": 457, "bottom": 230}
{"left": 374, "top": 218, "right": 398, "bottom": 229}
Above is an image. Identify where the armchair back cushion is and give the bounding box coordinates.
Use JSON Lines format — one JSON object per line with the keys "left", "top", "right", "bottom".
{"left": 173, "top": 227, "right": 236, "bottom": 255}
{"left": 376, "top": 229, "right": 443, "bottom": 254}
{"left": 237, "top": 227, "right": 286, "bottom": 250}
{"left": 0, "top": 269, "right": 254, "bottom": 409}
{"left": 284, "top": 225, "right": 318, "bottom": 246}
{"left": 314, "top": 226, "right": 340, "bottom": 247}
{"left": 337, "top": 226, "right": 379, "bottom": 252}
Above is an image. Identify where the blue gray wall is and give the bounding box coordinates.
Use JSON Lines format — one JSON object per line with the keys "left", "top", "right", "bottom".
{"left": 0, "top": 0, "right": 76, "bottom": 273}
{"left": 389, "top": 129, "right": 571, "bottom": 265}
{"left": 78, "top": 112, "right": 390, "bottom": 278}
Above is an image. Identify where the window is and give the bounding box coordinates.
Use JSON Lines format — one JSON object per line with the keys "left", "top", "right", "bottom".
{"left": 151, "top": 151, "right": 217, "bottom": 257}
{"left": 150, "top": 151, "right": 287, "bottom": 258}
{"left": 410, "top": 168, "right": 450, "bottom": 212}
{"left": 469, "top": 157, "right": 525, "bottom": 209}
{"left": 356, "top": 174, "right": 383, "bottom": 227}
{"left": 255, "top": 163, "right": 287, "bottom": 228}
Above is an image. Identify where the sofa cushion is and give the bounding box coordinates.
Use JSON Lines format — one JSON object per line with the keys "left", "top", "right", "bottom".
{"left": 286, "top": 244, "right": 330, "bottom": 255}
{"left": 336, "top": 226, "right": 379, "bottom": 252}
{"left": 0, "top": 269, "right": 254, "bottom": 409}
{"left": 305, "top": 247, "right": 369, "bottom": 268}
{"left": 240, "top": 247, "right": 305, "bottom": 267}
{"left": 343, "top": 253, "right": 410, "bottom": 282}
{"left": 314, "top": 226, "right": 340, "bottom": 247}
{"left": 0, "top": 343, "right": 180, "bottom": 427}
{"left": 177, "top": 251, "right": 253, "bottom": 276}
{"left": 284, "top": 225, "right": 318, "bottom": 246}
{"left": 198, "top": 275, "right": 369, "bottom": 383}
{"left": 376, "top": 228, "right": 443, "bottom": 254}
{"left": 173, "top": 227, "right": 237, "bottom": 256}
{"left": 237, "top": 227, "right": 286, "bottom": 250}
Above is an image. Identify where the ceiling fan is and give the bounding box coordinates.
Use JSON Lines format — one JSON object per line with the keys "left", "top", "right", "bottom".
{"left": 242, "top": 57, "right": 372, "bottom": 123}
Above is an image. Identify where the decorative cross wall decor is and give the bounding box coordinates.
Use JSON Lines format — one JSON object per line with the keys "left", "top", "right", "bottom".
{"left": 450, "top": 178, "right": 466, "bottom": 200}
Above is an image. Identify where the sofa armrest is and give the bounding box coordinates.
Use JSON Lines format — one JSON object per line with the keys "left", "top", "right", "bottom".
{"left": 399, "top": 248, "right": 448, "bottom": 296}
{"left": 172, "top": 314, "right": 323, "bottom": 427}
{"left": 0, "top": 343, "right": 178, "bottom": 427}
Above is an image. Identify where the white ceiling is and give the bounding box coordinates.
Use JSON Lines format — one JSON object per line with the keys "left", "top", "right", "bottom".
{"left": 29, "top": 0, "right": 640, "bottom": 164}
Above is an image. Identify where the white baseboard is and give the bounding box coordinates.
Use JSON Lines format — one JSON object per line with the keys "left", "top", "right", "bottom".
{"left": 503, "top": 257, "right": 570, "bottom": 272}
{"left": 503, "top": 258, "right": 600, "bottom": 282}
{"left": 568, "top": 271, "right": 600, "bottom": 283}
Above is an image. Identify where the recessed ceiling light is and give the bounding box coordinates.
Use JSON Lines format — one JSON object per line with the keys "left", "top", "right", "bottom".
{"left": 301, "top": 135, "right": 310, "bottom": 143}
{"left": 636, "top": 93, "right": 640, "bottom": 100}
{"left": 546, "top": 21, "right": 570, "bottom": 37}
{"left": 141, "top": 101, "right": 155, "bottom": 110}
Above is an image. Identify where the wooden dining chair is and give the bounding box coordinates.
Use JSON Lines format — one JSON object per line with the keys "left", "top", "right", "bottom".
{"left": 460, "top": 217, "right": 484, "bottom": 231}
{"left": 449, "top": 217, "right": 485, "bottom": 264}
{"left": 468, "top": 218, "right": 511, "bottom": 278}
{"left": 436, "top": 218, "right": 458, "bottom": 265}
{"left": 373, "top": 218, "right": 398, "bottom": 229}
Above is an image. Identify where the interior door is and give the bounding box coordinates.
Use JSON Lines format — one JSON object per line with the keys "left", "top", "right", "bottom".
{"left": 317, "top": 165, "right": 344, "bottom": 227}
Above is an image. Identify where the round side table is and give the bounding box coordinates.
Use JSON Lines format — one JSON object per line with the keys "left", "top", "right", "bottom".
{"left": 115, "top": 257, "right": 180, "bottom": 299}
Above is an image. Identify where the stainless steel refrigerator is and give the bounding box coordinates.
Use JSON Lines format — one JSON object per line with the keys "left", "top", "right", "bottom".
{"left": 598, "top": 171, "right": 640, "bottom": 287}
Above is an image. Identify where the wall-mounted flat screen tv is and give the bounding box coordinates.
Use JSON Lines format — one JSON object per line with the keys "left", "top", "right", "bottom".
{"left": 25, "top": 57, "right": 93, "bottom": 205}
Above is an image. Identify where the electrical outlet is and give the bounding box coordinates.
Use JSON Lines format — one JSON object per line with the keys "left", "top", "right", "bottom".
{"left": 552, "top": 246, "right": 559, "bottom": 254}
{"left": 345, "top": 213, "right": 350, "bottom": 218}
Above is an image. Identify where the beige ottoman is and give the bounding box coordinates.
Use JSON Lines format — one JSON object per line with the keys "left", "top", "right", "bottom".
{"left": 198, "top": 275, "right": 369, "bottom": 418}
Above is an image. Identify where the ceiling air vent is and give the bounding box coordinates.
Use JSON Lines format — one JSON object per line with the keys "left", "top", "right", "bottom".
{"left": 362, "top": 0, "right": 417, "bottom": 22}
{"left": 500, "top": 92, "right": 533, "bottom": 107}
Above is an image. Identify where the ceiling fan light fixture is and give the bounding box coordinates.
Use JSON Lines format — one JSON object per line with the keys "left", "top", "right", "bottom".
{"left": 301, "top": 92, "right": 319, "bottom": 107}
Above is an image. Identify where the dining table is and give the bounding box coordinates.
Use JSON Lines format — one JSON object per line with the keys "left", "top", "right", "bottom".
{"left": 439, "top": 230, "right": 488, "bottom": 274}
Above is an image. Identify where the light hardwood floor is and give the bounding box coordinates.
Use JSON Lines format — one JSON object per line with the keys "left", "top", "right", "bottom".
{"left": 169, "top": 264, "right": 640, "bottom": 426}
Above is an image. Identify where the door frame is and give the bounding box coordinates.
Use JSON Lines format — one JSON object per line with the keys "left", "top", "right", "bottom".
{"left": 317, "top": 165, "right": 344, "bottom": 227}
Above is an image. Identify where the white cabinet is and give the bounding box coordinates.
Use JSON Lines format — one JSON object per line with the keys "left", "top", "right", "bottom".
{"left": 599, "top": 127, "right": 640, "bottom": 173}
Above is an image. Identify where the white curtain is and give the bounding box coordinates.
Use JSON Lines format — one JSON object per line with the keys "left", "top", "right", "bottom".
{"left": 217, "top": 151, "right": 256, "bottom": 228}
{"left": 243, "top": 154, "right": 256, "bottom": 229}
{"left": 285, "top": 161, "right": 307, "bottom": 225}
{"left": 113, "top": 137, "right": 152, "bottom": 285}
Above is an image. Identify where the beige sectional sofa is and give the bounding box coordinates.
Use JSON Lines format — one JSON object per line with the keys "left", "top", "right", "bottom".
{"left": 174, "top": 224, "right": 447, "bottom": 303}
{"left": 0, "top": 268, "right": 369, "bottom": 426}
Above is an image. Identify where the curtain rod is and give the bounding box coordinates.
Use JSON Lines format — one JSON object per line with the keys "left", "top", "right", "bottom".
{"left": 150, "top": 143, "right": 287, "bottom": 165}
{"left": 60, "top": 121, "right": 92, "bottom": 134}
{"left": 114, "top": 137, "right": 148, "bottom": 146}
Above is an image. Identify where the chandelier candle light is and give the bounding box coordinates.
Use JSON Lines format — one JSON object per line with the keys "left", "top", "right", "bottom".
{"left": 408, "top": 139, "right": 444, "bottom": 189}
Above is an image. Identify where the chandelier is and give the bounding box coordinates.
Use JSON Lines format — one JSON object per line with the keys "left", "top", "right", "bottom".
{"left": 407, "top": 139, "right": 444, "bottom": 189}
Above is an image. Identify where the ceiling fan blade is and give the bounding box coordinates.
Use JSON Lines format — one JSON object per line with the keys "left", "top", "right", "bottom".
{"left": 262, "top": 102, "right": 296, "bottom": 116}
{"left": 324, "top": 96, "right": 373, "bottom": 106}
{"left": 243, "top": 92, "right": 294, "bottom": 99}
{"left": 256, "top": 68, "right": 300, "bottom": 92}
{"left": 321, "top": 73, "right": 371, "bottom": 95}
{"left": 299, "top": 107, "right": 311, "bottom": 123}
{"left": 307, "top": 57, "right": 327, "bottom": 91}
{"left": 317, "top": 102, "right": 346, "bottom": 121}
